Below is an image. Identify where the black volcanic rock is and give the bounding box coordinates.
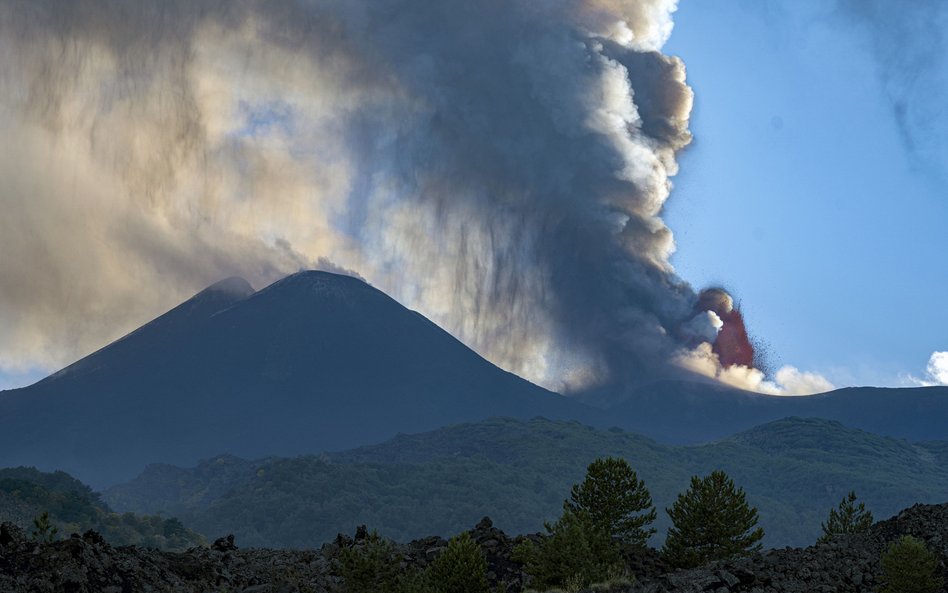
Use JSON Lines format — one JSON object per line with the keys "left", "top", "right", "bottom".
{"left": 615, "top": 504, "right": 948, "bottom": 593}
{"left": 0, "top": 522, "right": 333, "bottom": 593}
{"left": 0, "top": 271, "right": 597, "bottom": 486}
{"left": 3, "top": 504, "right": 948, "bottom": 593}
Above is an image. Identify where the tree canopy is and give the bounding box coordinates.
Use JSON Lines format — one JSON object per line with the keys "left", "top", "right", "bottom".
{"left": 513, "top": 507, "right": 623, "bottom": 590}
{"left": 880, "top": 535, "right": 943, "bottom": 593}
{"left": 565, "top": 456, "right": 656, "bottom": 548}
{"left": 662, "top": 470, "right": 764, "bottom": 568}
{"left": 819, "top": 491, "right": 873, "bottom": 542}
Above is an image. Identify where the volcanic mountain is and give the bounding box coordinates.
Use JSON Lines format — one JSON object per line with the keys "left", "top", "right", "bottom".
{"left": 4, "top": 270, "right": 947, "bottom": 487}
{"left": 0, "top": 271, "right": 598, "bottom": 486}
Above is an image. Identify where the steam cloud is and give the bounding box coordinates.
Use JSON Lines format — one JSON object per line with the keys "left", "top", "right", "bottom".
{"left": 927, "top": 353, "right": 948, "bottom": 386}
{"left": 0, "top": 0, "right": 827, "bottom": 396}
{"left": 911, "top": 352, "right": 948, "bottom": 387}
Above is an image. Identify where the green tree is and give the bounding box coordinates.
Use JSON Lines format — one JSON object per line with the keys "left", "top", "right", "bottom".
{"left": 394, "top": 569, "right": 435, "bottom": 593}
{"left": 565, "top": 457, "right": 657, "bottom": 548}
{"left": 662, "top": 470, "right": 764, "bottom": 568}
{"left": 880, "top": 535, "right": 943, "bottom": 593}
{"left": 337, "top": 531, "right": 402, "bottom": 593}
{"left": 427, "top": 532, "right": 490, "bottom": 593}
{"left": 31, "top": 511, "right": 58, "bottom": 543}
{"left": 818, "top": 491, "right": 873, "bottom": 542}
{"left": 513, "top": 508, "right": 624, "bottom": 590}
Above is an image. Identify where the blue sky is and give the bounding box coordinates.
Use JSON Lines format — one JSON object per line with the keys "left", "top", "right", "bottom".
{"left": 664, "top": 0, "right": 948, "bottom": 387}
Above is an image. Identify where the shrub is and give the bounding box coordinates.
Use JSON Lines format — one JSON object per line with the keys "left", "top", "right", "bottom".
{"left": 337, "top": 530, "right": 402, "bottom": 593}
{"left": 880, "top": 535, "right": 943, "bottom": 593}
{"left": 565, "top": 457, "right": 656, "bottom": 548}
{"left": 514, "top": 508, "right": 624, "bottom": 590}
{"left": 394, "top": 568, "right": 435, "bottom": 593}
{"left": 31, "top": 511, "right": 58, "bottom": 543}
{"left": 662, "top": 470, "right": 763, "bottom": 568}
{"left": 427, "top": 532, "right": 490, "bottom": 593}
{"left": 818, "top": 491, "right": 873, "bottom": 542}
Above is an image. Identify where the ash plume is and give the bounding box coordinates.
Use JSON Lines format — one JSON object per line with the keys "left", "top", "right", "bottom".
{"left": 0, "top": 0, "right": 823, "bottom": 396}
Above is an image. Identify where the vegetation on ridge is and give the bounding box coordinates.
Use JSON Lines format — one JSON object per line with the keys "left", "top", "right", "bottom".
{"left": 103, "top": 416, "right": 948, "bottom": 549}
{"left": 3, "top": 457, "right": 948, "bottom": 593}
{"left": 0, "top": 467, "right": 204, "bottom": 550}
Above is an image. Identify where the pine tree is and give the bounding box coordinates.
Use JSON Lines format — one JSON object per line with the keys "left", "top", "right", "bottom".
{"left": 427, "top": 532, "right": 490, "bottom": 593}
{"left": 512, "top": 507, "right": 623, "bottom": 590}
{"left": 31, "top": 511, "right": 58, "bottom": 544}
{"left": 565, "top": 457, "right": 657, "bottom": 547}
{"left": 662, "top": 470, "right": 764, "bottom": 568}
{"left": 819, "top": 491, "right": 873, "bottom": 542}
{"left": 337, "top": 530, "right": 402, "bottom": 593}
{"left": 880, "top": 535, "right": 943, "bottom": 593}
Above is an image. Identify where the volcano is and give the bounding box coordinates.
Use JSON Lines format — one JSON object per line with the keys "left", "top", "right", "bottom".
{"left": 0, "top": 271, "right": 598, "bottom": 486}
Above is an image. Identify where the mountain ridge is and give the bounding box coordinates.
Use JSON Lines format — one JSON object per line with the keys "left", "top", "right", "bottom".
{"left": 0, "top": 271, "right": 598, "bottom": 486}
{"left": 3, "top": 270, "right": 948, "bottom": 488}
{"left": 609, "top": 379, "right": 948, "bottom": 443}
{"left": 103, "top": 415, "right": 948, "bottom": 548}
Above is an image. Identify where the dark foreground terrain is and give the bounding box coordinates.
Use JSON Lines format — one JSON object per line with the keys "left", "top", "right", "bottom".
{"left": 2, "top": 503, "right": 947, "bottom": 593}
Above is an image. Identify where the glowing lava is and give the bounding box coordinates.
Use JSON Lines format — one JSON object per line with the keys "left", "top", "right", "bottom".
{"left": 696, "top": 288, "right": 755, "bottom": 368}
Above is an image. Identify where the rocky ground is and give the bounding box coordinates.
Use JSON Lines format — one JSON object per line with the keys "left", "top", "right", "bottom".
{"left": 2, "top": 505, "right": 947, "bottom": 592}
{"left": 620, "top": 503, "right": 948, "bottom": 593}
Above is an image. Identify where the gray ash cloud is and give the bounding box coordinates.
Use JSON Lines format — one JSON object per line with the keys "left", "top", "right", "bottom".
{"left": 0, "top": 0, "right": 723, "bottom": 393}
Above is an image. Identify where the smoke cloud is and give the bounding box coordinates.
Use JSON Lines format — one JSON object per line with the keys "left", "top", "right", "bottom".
{"left": 674, "top": 343, "right": 834, "bottom": 396}
{"left": 0, "top": 0, "right": 826, "bottom": 397}
{"left": 928, "top": 353, "right": 948, "bottom": 386}
{"left": 911, "top": 352, "right": 948, "bottom": 387}
{"left": 0, "top": 0, "right": 696, "bottom": 390}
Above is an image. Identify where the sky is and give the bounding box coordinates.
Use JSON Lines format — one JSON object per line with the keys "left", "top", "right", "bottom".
{"left": 0, "top": 0, "right": 945, "bottom": 393}
{"left": 663, "top": 0, "right": 948, "bottom": 388}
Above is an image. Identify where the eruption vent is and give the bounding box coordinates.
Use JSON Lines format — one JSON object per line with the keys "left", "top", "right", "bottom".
{"left": 695, "top": 288, "right": 755, "bottom": 369}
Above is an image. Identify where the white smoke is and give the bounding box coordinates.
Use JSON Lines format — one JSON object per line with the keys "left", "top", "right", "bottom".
{"left": 927, "top": 352, "right": 948, "bottom": 386}
{"left": 674, "top": 342, "right": 834, "bottom": 396}
{"left": 910, "top": 351, "right": 948, "bottom": 387}
{"left": 0, "top": 0, "right": 699, "bottom": 392}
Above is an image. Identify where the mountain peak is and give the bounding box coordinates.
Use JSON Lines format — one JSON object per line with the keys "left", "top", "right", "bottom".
{"left": 1, "top": 268, "right": 590, "bottom": 485}
{"left": 252, "top": 270, "right": 378, "bottom": 307}
{"left": 273, "top": 270, "right": 368, "bottom": 290}
{"left": 200, "top": 276, "right": 255, "bottom": 299}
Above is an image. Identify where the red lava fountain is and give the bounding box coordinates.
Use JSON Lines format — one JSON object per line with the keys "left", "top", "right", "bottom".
{"left": 696, "top": 288, "right": 755, "bottom": 368}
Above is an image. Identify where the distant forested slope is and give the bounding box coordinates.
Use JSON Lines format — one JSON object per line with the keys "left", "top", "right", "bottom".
{"left": 0, "top": 467, "right": 204, "bottom": 550}
{"left": 104, "top": 417, "right": 948, "bottom": 548}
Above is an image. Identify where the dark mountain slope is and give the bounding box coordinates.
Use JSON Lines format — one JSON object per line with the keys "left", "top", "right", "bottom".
{"left": 608, "top": 379, "right": 948, "bottom": 443}
{"left": 0, "top": 272, "right": 597, "bottom": 486}
{"left": 34, "top": 276, "right": 256, "bottom": 388}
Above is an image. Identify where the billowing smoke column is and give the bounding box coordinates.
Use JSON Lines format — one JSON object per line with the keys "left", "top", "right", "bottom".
{"left": 0, "top": 0, "right": 823, "bottom": 396}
